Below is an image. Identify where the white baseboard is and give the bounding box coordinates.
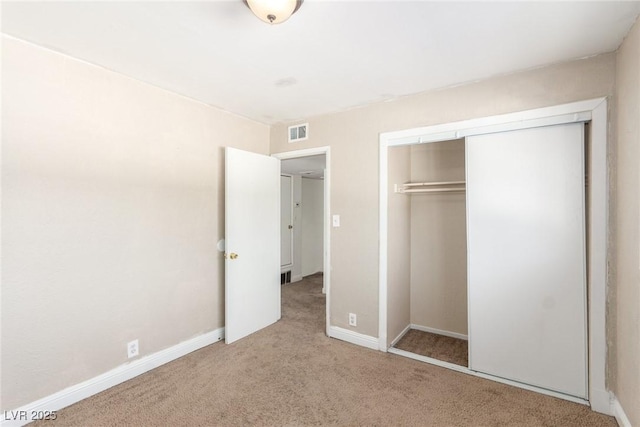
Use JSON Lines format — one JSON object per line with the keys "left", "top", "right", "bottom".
{"left": 328, "top": 326, "right": 378, "bottom": 350}
{"left": 611, "top": 393, "right": 632, "bottom": 427}
{"left": 1, "top": 328, "right": 225, "bottom": 427}
{"left": 302, "top": 270, "right": 323, "bottom": 277}
{"left": 389, "top": 324, "right": 412, "bottom": 348}
{"left": 411, "top": 324, "right": 468, "bottom": 341}
{"left": 291, "top": 274, "right": 303, "bottom": 283}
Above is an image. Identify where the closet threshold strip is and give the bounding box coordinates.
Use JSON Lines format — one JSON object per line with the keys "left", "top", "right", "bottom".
{"left": 387, "top": 347, "right": 589, "bottom": 406}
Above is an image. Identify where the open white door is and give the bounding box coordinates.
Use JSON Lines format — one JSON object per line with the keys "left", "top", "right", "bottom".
{"left": 225, "top": 147, "right": 280, "bottom": 344}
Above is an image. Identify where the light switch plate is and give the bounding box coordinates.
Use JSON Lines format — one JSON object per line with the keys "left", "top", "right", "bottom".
{"left": 332, "top": 215, "right": 340, "bottom": 227}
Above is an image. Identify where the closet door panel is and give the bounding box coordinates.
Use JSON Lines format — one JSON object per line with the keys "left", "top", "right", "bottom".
{"left": 466, "top": 123, "right": 587, "bottom": 399}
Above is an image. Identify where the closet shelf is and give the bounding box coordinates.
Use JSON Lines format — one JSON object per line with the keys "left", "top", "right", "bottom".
{"left": 395, "top": 180, "right": 466, "bottom": 194}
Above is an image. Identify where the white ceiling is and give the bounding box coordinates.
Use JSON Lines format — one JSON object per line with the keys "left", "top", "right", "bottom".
{"left": 281, "top": 155, "right": 326, "bottom": 179}
{"left": 3, "top": 1, "right": 639, "bottom": 125}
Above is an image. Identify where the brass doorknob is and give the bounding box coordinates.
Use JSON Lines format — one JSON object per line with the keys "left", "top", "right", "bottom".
{"left": 229, "top": 253, "right": 239, "bottom": 260}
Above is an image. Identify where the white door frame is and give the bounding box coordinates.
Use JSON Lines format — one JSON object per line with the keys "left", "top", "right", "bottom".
{"left": 379, "top": 98, "right": 610, "bottom": 414}
{"left": 272, "top": 146, "right": 331, "bottom": 337}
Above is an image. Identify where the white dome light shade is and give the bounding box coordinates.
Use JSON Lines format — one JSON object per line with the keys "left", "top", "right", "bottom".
{"left": 246, "top": 0, "right": 302, "bottom": 24}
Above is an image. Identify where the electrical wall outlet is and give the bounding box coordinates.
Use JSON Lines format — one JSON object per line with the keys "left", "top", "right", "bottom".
{"left": 127, "top": 339, "right": 139, "bottom": 358}
{"left": 348, "top": 313, "right": 357, "bottom": 327}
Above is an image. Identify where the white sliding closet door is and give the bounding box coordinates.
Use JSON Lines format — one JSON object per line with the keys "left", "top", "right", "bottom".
{"left": 466, "top": 123, "right": 587, "bottom": 399}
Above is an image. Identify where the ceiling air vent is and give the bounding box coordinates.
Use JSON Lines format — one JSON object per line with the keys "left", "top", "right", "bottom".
{"left": 288, "top": 123, "right": 308, "bottom": 143}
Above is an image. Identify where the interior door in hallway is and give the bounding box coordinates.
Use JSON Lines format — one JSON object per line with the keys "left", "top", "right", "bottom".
{"left": 225, "top": 147, "right": 280, "bottom": 344}
{"left": 281, "top": 175, "right": 293, "bottom": 269}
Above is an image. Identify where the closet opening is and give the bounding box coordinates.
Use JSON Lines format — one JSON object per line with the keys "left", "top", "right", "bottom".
{"left": 387, "top": 139, "right": 468, "bottom": 369}
{"left": 378, "top": 98, "right": 609, "bottom": 411}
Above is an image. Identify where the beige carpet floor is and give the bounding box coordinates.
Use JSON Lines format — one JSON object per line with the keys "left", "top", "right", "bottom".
{"left": 394, "top": 329, "right": 469, "bottom": 367}
{"left": 34, "top": 273, "right": 616, "bottom": 426}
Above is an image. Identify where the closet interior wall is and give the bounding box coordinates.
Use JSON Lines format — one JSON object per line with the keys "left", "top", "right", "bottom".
{"left": 386, "top": 139, "right": 467, "bottom": 348}
{"left": 410, "top": 140, "right": 467, "bottom": 338}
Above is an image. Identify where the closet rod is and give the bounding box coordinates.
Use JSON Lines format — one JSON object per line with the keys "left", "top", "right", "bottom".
{"left": 400, "top": 188, "right": 466, "bottom": 194}
{"left": 403, "top": 180, "right": 466, "bottom": 187}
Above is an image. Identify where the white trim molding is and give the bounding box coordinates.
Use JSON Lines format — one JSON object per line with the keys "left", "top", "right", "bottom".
{"left": 610, "top": 393, "right": 632, "bottom": 427}
{"left": 379, "top": 98, "right": 610, "bottom": 412}
{"left": 1, "top": 328, "right": 225, "bottom": 427}
{"left": 380, "top": 99, "right": 598, "bottom": 147}
{"left": 586, "top": 99, "right": 610, "bottom": 415}
{"left": 379, "top": 139, "right": 389, "bottom": 351}
{"left": 328, "top": 326, "right": 379, "bottom": 351}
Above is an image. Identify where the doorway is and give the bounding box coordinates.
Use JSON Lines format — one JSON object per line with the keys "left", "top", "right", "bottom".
{"left": 273, "top": 147, "right": 331, "bottom": 337}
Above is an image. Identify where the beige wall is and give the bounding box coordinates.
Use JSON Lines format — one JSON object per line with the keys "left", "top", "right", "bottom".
{"left": 301, "top": 177, "right": 324, "bottom": 276}
{"left": 1, "top": 37, "right": 270, "bottom": 409}
{"left": 3, "top": 26, "right": 630, "bottom": 413}
{"left": 409, "top": 140, "right": 467, "bottom": 335}
{"left": 613, "top": 17, "right": 640, "bottom": 426}
{"left": 270, "top": 53, "right": 615, "bottom": 336}
{"left": 386, "top": 146, "right": 411, "bottom": 346}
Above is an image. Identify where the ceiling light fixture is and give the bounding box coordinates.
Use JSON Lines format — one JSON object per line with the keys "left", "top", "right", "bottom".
{"left": 244, "top": 0, "right": 303, "bottom": 25}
